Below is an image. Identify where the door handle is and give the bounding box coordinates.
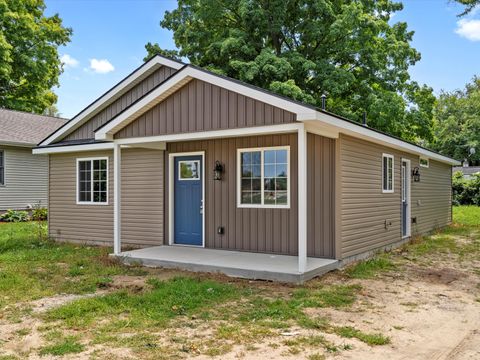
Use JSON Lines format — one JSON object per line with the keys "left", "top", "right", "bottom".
{"left": 200, "top": 200, "right": 203, "bottom": 214}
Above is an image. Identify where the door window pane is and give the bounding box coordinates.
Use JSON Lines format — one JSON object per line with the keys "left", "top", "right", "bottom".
{"left": 179, "top": 160, "right": 200, "bottom": 180}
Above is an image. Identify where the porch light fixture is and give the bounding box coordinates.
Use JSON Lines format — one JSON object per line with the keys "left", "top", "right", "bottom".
{"left": 412, "top": 167, "right": 420, "bottom": 182}
{"left": 214, "top": 160, "right": 224, "bottom": 181}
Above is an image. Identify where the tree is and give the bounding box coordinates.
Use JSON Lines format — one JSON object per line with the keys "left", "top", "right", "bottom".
{"left": 0, "top": 0, "right": 71, "bottom": 113}
{"left": 454, "top": 0, "right": 480, "bottom": 16}
{"left": 431, "top": 77, "right": 480, "bottom": 164}
{"left": 147, "top": 0, "right": 435, "bottom": 142}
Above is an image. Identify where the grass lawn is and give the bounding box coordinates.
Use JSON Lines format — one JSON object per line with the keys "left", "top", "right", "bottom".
{"left": 0, "top": 206, "right": 479, "bottom": 359}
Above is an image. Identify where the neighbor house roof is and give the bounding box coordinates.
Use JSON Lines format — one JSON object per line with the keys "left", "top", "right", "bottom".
{"left": 0, "top": 108, "right": 67, "bottom": 147}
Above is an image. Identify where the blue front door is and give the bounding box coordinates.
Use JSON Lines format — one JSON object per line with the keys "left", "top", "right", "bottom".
{"left": 174, "top": 155, "right": 203, "bottom": 246}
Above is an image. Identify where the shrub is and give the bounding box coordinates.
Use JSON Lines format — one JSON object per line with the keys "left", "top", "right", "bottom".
{"left": 452, "top": 171, "right": 480, "bottom": 205}
{"left": 0, "top": 209, "right": 29, "bottom": 222}
{"left": 32, "top": 207, "right": 48, "bottom": 221}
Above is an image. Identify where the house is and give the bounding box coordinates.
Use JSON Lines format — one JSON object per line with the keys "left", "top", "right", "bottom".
{"left": 33, "top": 55, "right": 459, "bottom": 283}
{"left": 452, "top": 165, "right": 480, "bottom": 180}
{"left": 0, "top": 108, "right": 66, "bottom": 212}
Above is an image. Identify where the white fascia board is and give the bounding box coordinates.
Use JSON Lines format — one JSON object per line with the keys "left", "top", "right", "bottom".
{"left": 300, "top": 112, "right": 460, "bottom": 165}
{"left": 0, "top": 141, "right": 35, "bottom": 148}
{"left": 95, "top": 66, "right": 317, "bottom": 140}
{"left": 32, "top": 142, "right": 114, "bottom": 155}
{"left": 114, "top": 123, "right": 303, "bottom": 145}
{"left": 39, "top": 56, "right": 184, "bottom": 146}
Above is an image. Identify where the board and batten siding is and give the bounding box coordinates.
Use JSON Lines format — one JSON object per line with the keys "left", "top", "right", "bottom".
{"left": 49, "top": 149, "right": 164, "bottom": 247}
{"left": 120, "top": 147, "right": 164, "bottom": 247}
{"left": 338, "top": 134, "right": 452, "bottom": 259}
{"left": 62, "top": 66, "right": 177, "bottom": 142}
{"left": 0, "top": 146, "right": 48, "bottom": 210}
{"left": 306, "top": 133, "right": 336, "bottom": 258}
{"left": 114, "top": 79, "right": 297, "bottom": 139}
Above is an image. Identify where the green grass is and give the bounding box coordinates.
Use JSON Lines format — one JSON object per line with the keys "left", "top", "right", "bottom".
{"left": 0, "top": 221, "right": 145, "bottom": 308}
{"left": 39, "top": 335, "right": 85, "bottom": 356}
{"left": 346, "top": 256, "right": 396, "bottom": 279}
{"left": 334, "top": 326, "right": 390, "bottom": 345}
{"left": 453, "top": 206, "right": 480, "bottom": 226}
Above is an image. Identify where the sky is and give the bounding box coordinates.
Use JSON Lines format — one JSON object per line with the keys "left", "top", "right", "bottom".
{"left": 44, "top": 0, "right": 480, "bottom": 119}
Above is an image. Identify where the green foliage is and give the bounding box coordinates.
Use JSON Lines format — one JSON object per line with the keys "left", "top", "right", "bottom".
{"left": 455, "top": 0, "right": 480, "bottom": 16}
{"left": 346, "top": 256, "right": 396, "bottom": 279}
{"left": 431, "top": 77, "right": 480, "bottom": 164}
{"left": 453, "top": 205, "right": 480, "bottom": 226}
{"left": 39, "top": 335, "right": 85, "bottom": 356}
{"left": 32, "top": 207, "right": 48, "bottom": 221}
{"left": 0, "top": 209, "right": 29, "bottom": 222}
{"left": 334, "top": 326, "right": 390, "bottom": 345}
{"left": 452, "top": 171, "right": 480, "bottom": 205}
{"left": 147, "top": 0, "right": 435, "bottom": 142}
{"left": 0, "top": 0, "right": 71, "bottom": 113}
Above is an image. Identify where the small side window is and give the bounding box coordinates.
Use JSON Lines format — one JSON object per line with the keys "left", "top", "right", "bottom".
{"left": 382, "top": 154, "right": 394, "bottom": 193}
{"left": 419, "top": 157, "right": 429, "bottom": 168}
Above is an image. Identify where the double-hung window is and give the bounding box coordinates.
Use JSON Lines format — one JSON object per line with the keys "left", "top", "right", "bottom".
{"left": 0, "top": 150, "right": 4, "bottom": 186}
{"left": 238, "top": 147, "right": 289, "bottom": 208}
{"left": 382, "top": 153, "right": 394, "bottom": 193}
{"left": 77, "top": 158, "right": 108, "bottom": 204}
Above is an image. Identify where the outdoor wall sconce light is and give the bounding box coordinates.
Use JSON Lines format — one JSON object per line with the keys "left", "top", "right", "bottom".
{"left": 214, "top": 160, "right": 224, "bottom": 180}
{"left": 412, "top": 167, "right": 421, "bottom": 182}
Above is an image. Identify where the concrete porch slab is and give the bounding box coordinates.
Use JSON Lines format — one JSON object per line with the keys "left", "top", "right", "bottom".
{"left": 115, "top": 246, "right": 339, "bottom": 284}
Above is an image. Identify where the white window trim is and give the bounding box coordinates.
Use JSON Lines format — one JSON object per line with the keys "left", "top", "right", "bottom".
{"left": 0, "top": 149, "right": 4, "bottom": 187}
{"left": 76, "top": 157, "right": 109, "bottom": 205}
{"left": 419, "top": 157, "right": 429, "bottom": 168}
{"left": 237, "top": 146, "right": 290, "bottom": 209}
{"left": 382, "top": 153, "right": 394, "bottom": 194}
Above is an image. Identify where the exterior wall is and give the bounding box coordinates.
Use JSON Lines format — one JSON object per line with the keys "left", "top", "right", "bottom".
{"left": 0, "top": 146, "right": 49, "bottom": 210}
{"left": 166, "top": 134, "right": 300, "bottom": 256}
{"left": 114, "top": 79, "right": 297, "bottom": 139}
{"left": 120, "top": 147, "right": 164, "bottom": 247}
{"left": 63, "top": 66, "right": 177, "bottom": 141}
{"left": 49, "top": 150, "right": 113, "bottom": 245}
{"left": 306, "top": 133, "right": 336, "bottom": 258}
{"left": 338, "top": 134, "right": 452, "bottom": 259}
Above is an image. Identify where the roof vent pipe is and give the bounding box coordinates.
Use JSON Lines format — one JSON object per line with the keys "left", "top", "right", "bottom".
{"left": 362, "top": 111, "right": 367, "bottom": 127}
{"left": 321, "top": 94, "right": 326, "bottom": 110}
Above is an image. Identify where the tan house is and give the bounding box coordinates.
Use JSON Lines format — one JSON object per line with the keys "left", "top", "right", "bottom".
{"left": 0, "top": 108, "right": 66, "bottom": 211}
{"left": 34, "top": 55, "right": 459, "bottom": 282}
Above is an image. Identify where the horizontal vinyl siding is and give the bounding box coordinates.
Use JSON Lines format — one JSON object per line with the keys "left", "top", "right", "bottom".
{"left": 0, "top": 146, "right": 48, "bottom": 210}
{"left": 63, "top": 66, "right": 177, "bottom": 141}
{"left": 49, "top": 151, "right": 114, "bottom": 245}
{"left": 114, "top": 79, "right": 296, "bottom": 139}
{"left": 339, "top": 134, "right": 452, "bottom": 259}
{"left": 121, "top": 148, "right": 164, "bottom": 247}
{"left": 306, "top": 133, "right": 335, "bottom": 258}
{"left": 167, "top": 134, "right": 298, "bottom": 256}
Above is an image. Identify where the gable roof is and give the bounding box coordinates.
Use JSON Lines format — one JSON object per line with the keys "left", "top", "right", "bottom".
{"left": 38, "top": 54, "right": 184, "bottom": 146}
{"left": 0, "top": 108, "right": 67, "bottom": 147}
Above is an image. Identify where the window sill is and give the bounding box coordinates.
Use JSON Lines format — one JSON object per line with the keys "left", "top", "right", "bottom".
{"left": 237, "top": 204, "right": 290, "bottom": 209}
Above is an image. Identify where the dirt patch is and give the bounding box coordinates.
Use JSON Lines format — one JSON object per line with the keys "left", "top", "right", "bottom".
{"left": 410, "top": 266, "right": 463, "bottom": 285}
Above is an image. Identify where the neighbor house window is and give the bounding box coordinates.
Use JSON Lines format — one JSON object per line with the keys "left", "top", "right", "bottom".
{"left": 419, "top": 157, "right": 429, "bottom": 168}
{"left": 382, "top": 153, "right": 394, "bottom": 193}
{"left": 0, "top": 150, "right": 4, "bottom": 186}
{"left": 77, "top": 158, "right": 108, "bottom": 204}
{"left": 238, "top": 147, "right": 289, "bottom": 208}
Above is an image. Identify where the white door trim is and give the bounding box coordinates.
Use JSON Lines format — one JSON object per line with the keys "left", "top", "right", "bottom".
{"left": 168, "top": 151, "right": 206, "bottom": 247}
{"left": 401, "top": 158, "right": 412, "bottom": 239}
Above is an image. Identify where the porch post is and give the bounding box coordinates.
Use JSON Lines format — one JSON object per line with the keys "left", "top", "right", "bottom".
{"left": 113, "top": 142, "right": 121, "bottom": 255}
{"left": 298, "top": 124, "right": 307, "bottom": 273}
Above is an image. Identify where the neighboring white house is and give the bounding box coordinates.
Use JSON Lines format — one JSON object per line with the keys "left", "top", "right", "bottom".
{"left": 0, "top": 108, "right": 67, "bottom": 211}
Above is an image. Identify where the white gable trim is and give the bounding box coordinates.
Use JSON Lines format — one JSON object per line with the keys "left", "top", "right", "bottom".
{"left": 94, "top": 66, "right": 317, "bottom": 140}
{"left": 39, "top": 55, "right": 184, "bottom": 146}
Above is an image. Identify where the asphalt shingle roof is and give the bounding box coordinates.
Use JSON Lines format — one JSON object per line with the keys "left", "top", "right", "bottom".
{"left": 0, "top": 108, "right": 68, "bottom": 146}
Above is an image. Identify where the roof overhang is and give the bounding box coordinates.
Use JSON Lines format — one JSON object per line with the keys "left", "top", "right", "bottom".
{"left": 33, "top": 142, "right": 114, "bottom": 154}
{"left": 38, "top": 55, "right": 184, "bottom": 146}
{"left": 0, "top": 141, "right": 35, "bottom": 148}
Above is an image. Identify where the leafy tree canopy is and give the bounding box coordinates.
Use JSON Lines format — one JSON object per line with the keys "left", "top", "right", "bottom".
{"left": 431, "top": 77, "right": 480, "bottom": 164}
{"left": 0, "top": 0, "right": 71, "bottom": 113}
{"left": 455, "top": 0, "right": 480, "bottom": 16}
{"left": 147, "top": 0, "right": 435, "bottom": 142}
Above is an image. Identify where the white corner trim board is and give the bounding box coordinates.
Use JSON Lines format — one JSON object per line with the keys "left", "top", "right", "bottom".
{"left": 39, "top": 55, "right": 184, "bottom": 146}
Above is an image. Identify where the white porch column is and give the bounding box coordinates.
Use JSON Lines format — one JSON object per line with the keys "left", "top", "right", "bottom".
{"left": 298, "top": 124, "right": 307, "bottom": 273}
{"left": 113, "top": 143, "right": 121, "bottom": 255}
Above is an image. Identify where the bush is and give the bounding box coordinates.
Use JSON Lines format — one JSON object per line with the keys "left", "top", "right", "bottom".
{"left": 0, "top": 209, "right": 29, "bottom": 222}
{"left": 453, "top": 171, "right": 480, "bottom": 205}
{"left": 32, "top": 207, "right": 48, "bottom": 221}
